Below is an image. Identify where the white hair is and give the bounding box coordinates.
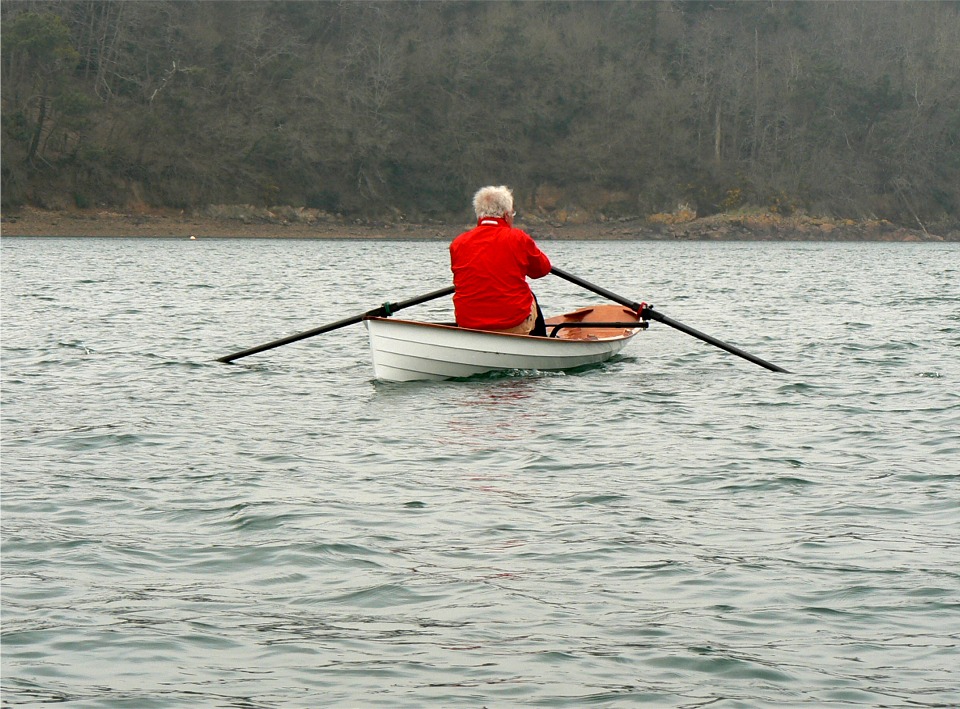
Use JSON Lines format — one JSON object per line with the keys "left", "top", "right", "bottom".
{"left": 472, "top": 185, "right": 514, "bottom": 219}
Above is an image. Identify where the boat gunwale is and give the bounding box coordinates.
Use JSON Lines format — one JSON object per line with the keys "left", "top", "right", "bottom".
{"left": 363, "top": 314, "right": 642, "bottom": 344}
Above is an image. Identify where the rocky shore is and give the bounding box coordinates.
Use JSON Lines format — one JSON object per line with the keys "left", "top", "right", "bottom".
{"left": 1, "top": 205, "right": 955, "bottom": 241}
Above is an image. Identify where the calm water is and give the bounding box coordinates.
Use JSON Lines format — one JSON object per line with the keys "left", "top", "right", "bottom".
{"left": 2, "top": 237, "right": 958, "bottom": 708}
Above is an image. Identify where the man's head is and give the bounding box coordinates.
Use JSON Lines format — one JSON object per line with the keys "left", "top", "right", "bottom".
{"left": 473, "top": 185, "right": 515, "bottom": 222}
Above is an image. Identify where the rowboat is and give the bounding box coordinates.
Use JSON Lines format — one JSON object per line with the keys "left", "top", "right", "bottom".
{"left": 217, "top": 267, "right": 787, "bottom": 374}
{"left": 363, "top": 303, "right": 645, "bottom": 382}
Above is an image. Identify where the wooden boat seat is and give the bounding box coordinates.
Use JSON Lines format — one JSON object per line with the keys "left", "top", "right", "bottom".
{"left": 544, "top": 304, "right": 641, "bottom": 340}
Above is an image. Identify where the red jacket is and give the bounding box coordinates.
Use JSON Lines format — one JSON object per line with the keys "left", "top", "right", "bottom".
{"left": 450, "top": 217, "right": 551, "bottom": 330}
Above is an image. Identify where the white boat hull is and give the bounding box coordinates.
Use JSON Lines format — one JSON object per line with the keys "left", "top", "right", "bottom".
{"left": 364, "top": 304, "right": 642, "bottom": 382}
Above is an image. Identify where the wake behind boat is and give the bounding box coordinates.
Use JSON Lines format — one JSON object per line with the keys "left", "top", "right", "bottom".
{"left": 364, "top": 304, "right": 645, "bottom": 382}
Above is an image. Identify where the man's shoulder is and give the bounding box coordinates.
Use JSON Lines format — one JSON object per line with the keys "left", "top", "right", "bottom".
{"left": 507, "top": 226, "right": 536, "bottom": 243}
{"left": 453, "top": 224, "right": 531, "bottom": 243}
{"left": 450, "top": 227, "right": 475, "bottom": 245}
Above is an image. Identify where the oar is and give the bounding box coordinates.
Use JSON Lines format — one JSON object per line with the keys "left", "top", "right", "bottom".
{"left": 550, "top": 266, "right": 789, "bottom": 373}
{"left": 217, "top": 285, "right": 455, "bottom": 364}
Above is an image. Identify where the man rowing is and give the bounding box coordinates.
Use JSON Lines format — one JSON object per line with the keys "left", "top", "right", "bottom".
{"left": 449, "top": 185, "right": 551, "bottom": 336}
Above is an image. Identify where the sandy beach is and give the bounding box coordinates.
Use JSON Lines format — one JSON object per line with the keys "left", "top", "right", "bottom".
{"left": 1, "top": 205, "right": 954, "bottom": 241}
{"left": 0, "top": 206, "right": 459, "bottom": 240}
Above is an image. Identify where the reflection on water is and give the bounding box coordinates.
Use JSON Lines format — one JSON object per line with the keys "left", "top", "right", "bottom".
{"left": 445, "top": 378, "right": 540, "bottom": 443}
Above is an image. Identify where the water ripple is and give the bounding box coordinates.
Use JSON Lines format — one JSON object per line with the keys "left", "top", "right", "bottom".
{"left": 2, "top": 238, "right": 958, "bottom": 707}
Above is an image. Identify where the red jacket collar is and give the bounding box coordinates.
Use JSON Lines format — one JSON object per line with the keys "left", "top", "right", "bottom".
{"left": 477, "top": 216, "right": 508, "bottom": 227}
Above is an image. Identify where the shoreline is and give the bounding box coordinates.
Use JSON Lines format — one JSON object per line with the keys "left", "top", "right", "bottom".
{"left": 1, "top": 205, "right": 955, "bottom": 241}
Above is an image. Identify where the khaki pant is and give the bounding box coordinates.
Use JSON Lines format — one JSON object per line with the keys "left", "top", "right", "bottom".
{"left": 490, "top": 301, "right": 538, "bottom": 335}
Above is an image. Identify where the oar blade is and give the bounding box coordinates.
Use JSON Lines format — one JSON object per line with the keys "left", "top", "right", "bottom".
{"left": 643, "top": 307, "right": 789, "bottom": 373}
{"left": 216, "top": 284, "right": 455, "bottom": 364}
{"left": 550, "top": 266, "right": 788, "bottom": 373}
{"left": 216, "top": 313, "right": 367, "bottom": 363}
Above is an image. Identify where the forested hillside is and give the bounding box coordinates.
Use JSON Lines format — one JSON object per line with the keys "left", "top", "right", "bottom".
{"left": 3, "top": 0, "right": 959, "bottom": 231}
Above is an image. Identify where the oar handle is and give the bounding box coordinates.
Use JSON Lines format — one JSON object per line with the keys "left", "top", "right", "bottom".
{"left": 384, "top": 285, "right": 456, "bottom": 313}
{"left": 217, "top": 285, "right": 455, "bottom": 364}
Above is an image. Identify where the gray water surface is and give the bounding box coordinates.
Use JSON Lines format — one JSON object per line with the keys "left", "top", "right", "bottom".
{"left": 2, "top": 238, "right": 958, "bottom": 707}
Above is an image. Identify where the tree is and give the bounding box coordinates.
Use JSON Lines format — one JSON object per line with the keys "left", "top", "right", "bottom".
{"left": 2, "top": 11, "right": 81, "bottom": 165}
{"left": 1, "top": 0, "right": 957, "bottom": 230}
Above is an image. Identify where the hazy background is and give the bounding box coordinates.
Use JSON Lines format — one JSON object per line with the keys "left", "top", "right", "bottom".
{"left": 2, "top": 1, "right": 959, "bottom": 231}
